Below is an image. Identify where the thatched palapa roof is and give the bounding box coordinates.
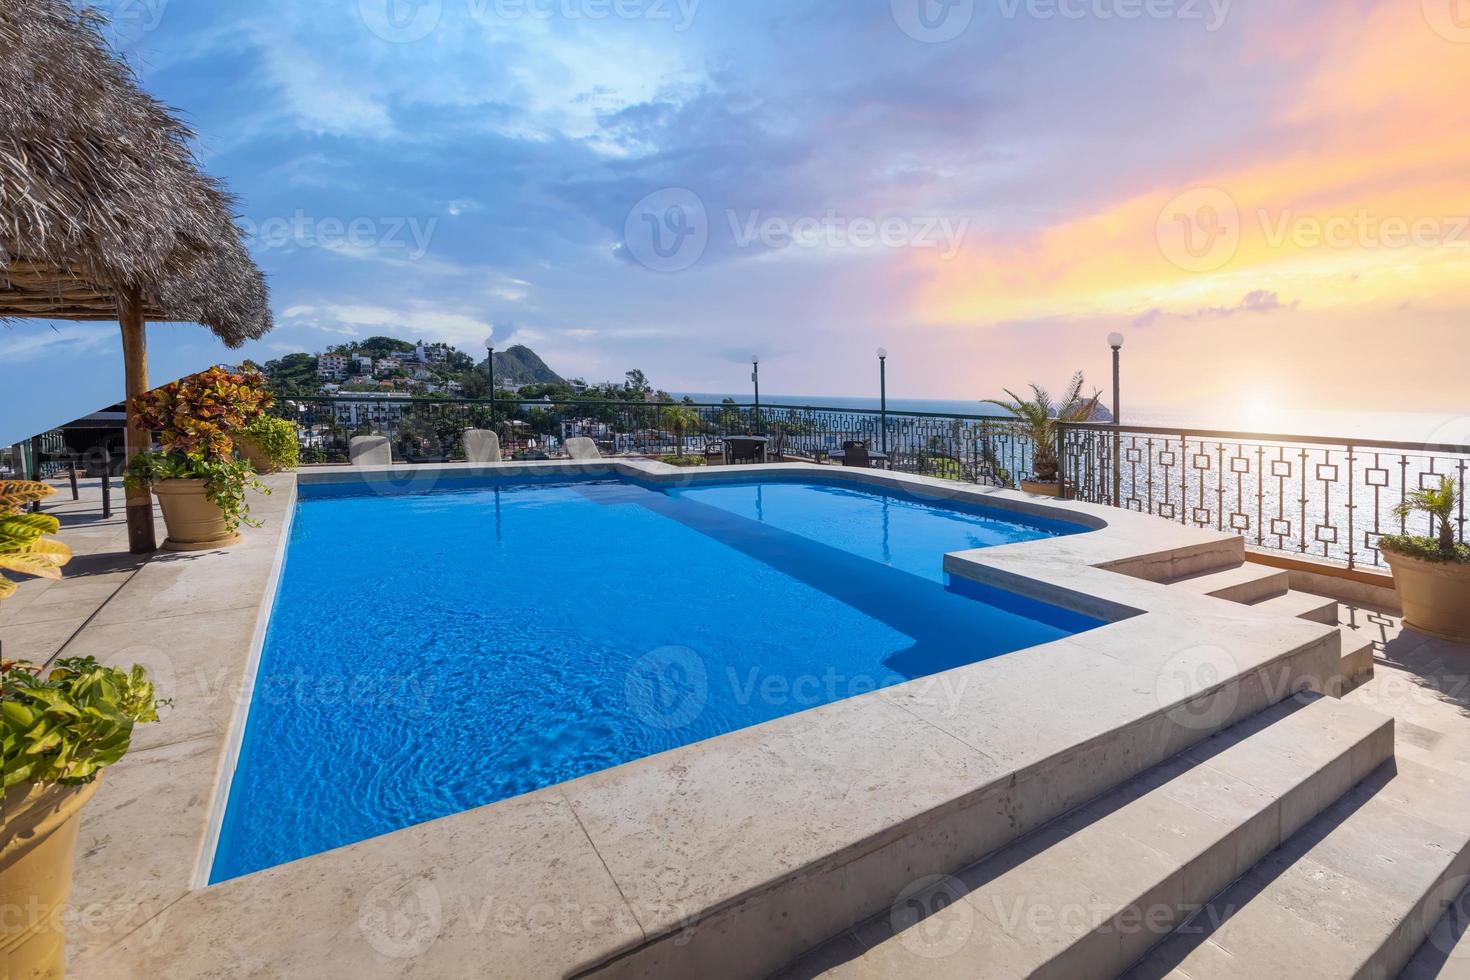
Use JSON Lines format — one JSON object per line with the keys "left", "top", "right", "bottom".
{"left": 0, "top": 1, "right": 271, "bottom": 345}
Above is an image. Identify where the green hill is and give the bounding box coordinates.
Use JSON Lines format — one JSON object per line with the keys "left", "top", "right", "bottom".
{"left": 490, "top": 345, "right": 565, "bottom": 387}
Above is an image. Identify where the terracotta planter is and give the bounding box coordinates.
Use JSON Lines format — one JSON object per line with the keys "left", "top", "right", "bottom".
{"left": 234, "top": 434, "right": 280, "bottom": 474}
{"left": 1021, "top": 479, "right": 1064, "bottom": 497}
{"left": 1, "top": 780, "right": 101, "bottom": 979}
{"left": 1384, "top": 549, "right": 1470, "bottom": 643}
{"left": 152, "top": 479, "right": 240, "bottom": 552}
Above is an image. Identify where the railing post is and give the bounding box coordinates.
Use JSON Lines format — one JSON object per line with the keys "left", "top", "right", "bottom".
{"left": 1056, "top": 423, "right": 1069, "bottom": 499}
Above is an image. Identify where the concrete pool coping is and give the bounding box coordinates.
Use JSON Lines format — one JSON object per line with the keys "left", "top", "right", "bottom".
{"left": 61, "top": 460, "right": 1350, "bottom": 978}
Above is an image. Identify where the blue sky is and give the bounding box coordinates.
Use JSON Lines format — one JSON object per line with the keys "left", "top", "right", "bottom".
{"left": 5, "top": 0, "right": 1470, "bottom": 444}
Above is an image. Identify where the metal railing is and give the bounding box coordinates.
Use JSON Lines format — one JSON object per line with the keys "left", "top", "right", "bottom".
{"left": 275, "top": 397, "right": 1034, "bottom": 488}
{"left": 1058, "top": 422, "right": 1470, "bottom": 572}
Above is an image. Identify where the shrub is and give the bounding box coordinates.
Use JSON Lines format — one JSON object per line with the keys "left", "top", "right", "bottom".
{"left": 243, "top": 416, "right": 301, "bottom": 471}
{"left": 657, "top": 455, "right": 707, "bottom": 467}
{"left": 0, "top": 481, "right": 72, "bottom": 602}
{"left": 1, "top": 657, "right": 167, "bottom": 788}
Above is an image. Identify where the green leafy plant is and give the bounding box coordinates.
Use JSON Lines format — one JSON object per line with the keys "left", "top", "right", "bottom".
{"left": 125, "top": 367, "right": 274, "bottom": 532}
{"left": 242, "top": 415, "right": 301, "bottom": 471}
{"left": 0, "top": 481, "right": 72, "bottom": 602}
{"left": 659, "top": 405, "right": 701, "bottom": 458}
{"left": 982, "top": 371, "right": 1102, "bottom": 483}
{"left": 1, "top": 657, "right": 167, "bottom": 788}
{"left": 1380, "top": 477, "right": 1466, "bottom": 563}
{"left": 657, "top": 455, "right": 707, "bottom": 468}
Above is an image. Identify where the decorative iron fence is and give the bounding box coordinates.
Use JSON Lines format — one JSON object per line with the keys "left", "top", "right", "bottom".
{"left": 273, "top": 397, "right": 1035, "bottom": 488}
{"left": 1058, "top": 422, "right": 1470, "bottom": 572}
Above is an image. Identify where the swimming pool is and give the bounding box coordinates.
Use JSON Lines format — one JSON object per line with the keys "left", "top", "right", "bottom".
{"left": 209, "top": 475, "right": 1099, "bottom": 882}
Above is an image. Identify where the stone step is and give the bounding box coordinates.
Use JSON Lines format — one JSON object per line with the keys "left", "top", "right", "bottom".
{"left": 1248, "top": 589, "right": 1340, "bottom": 626}
{"left": 1335, "top": 628, "right": 1376, "bottom": 693}
{"left": 779, "top": 695, "right": 1394, "bottom": 980}
{"left": 1164, "top": 563, "right": 1291, "bottom": 606}
{"left": 1401, "top": 880, "right": 1470, "bottom": 979}
{"left": 1126, "top": 756, "right": 1470, "bottom": 980}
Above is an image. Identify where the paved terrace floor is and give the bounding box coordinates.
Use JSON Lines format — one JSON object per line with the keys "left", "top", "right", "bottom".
{"left": 5, "top": 474, "right": 1470, "bottom": 977}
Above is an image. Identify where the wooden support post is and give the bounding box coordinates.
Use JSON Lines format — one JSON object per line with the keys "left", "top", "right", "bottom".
{"left": 119, "top": 288, "right": 157, "bottom": 553}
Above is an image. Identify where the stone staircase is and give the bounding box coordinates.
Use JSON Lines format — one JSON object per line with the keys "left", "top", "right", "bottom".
{"left": 1162, "top": 560, "right": 1376, "bottom": 692}
{"left": 774, "top": 559, "right": 1470, "bottom": 980}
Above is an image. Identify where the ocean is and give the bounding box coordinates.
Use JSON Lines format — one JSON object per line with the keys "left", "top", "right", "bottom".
{"left": 674, "top": 393, "right": 1469, "bottom": 447}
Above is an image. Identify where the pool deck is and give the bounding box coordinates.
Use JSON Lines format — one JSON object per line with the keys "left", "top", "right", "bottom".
{"left": 2, "top": 462, "right": 1428, "bottom": 978}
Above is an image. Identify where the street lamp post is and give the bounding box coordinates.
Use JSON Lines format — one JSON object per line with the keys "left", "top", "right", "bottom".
{"left": 877, "top": 347, "right": 889, "bottom": 457}
{"left": 751, "top": 356, "right": 760, "bottom": 433}
{"left": 485, "top": 332, "right": 497, "bottom": 429}
{"left": 1108, "top": 332, "right": 1124, "bottom": 507}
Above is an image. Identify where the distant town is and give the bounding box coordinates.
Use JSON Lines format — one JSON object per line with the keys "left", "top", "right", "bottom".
{"left": 256, "top": 337, "right": 676, "bottom": 405}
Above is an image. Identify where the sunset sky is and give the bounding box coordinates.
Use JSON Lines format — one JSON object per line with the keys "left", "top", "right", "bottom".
{"left": 4, "top": 0, "right": 1469, "bottom": 441}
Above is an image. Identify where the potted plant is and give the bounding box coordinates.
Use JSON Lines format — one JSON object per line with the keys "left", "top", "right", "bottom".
{"left": 124, "top": 367, "right": 272, "bottom": 551}
{"left": 1, "top": 657, "right": 165, "bottom": 978}
{"left": 235, "top": 415, "right": 302, "bottom": 474}
{"left": 0, "top": 480, "right": 72, "bottom": 601}
{"left": 982, "top": 371, "right": 1103, "bottom": 496}
{"left": 1379, "top": 477, "right": 1470, "bottom": 642}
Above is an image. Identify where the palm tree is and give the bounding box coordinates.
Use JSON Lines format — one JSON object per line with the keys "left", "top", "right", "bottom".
{"left": 982, "top": 371, "right": 1102, "bottom": 483}
{"left": 659, "top": 405, "right": 701, "bottom": 459}
{"left": 1394, "top": 476, "right": 1459, "bottom": 554}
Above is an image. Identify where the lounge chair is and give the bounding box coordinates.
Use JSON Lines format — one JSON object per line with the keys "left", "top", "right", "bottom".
{"left": 565, "top": 437, "right": 602, "bottom": 460}
{"left": 349, "top": 436, "right": 392, "bottom": 466}
{"left": 463, "top": 429, "right": 502, "bottom": 463}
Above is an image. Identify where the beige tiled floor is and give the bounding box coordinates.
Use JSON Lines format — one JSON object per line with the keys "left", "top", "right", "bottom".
{"left": 0, "top": 477, "right": 154, "bottom": 666}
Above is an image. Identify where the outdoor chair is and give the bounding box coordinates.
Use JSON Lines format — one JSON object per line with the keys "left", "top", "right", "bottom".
{"left": 727, "top": 437, "right": 765, "bottom": 465}
{"left": 768, "top": 429, "right": 787, "bottom": 462}
{"left": 463, "top": 429, "right": 502, "bottom": 463}
{"left": 840, "top": 441, "right": 870, "bottom": 468}
{"left": 703, "top": 438, "right": 727, "bottom": 465}
{"left": 349, "top": 436, "right": 392, "bottom": 466}
{"left": 565, "top": 437, "right": 602, "bottom": 460}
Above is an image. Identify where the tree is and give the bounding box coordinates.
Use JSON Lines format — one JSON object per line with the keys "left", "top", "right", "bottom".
{"left": 625, "top": 369, "right": 651, "bottom": 396}
{"left": 982, "top": 372, "right": 1101, "bottom": 483}
{"left": 659, "top": 405, "right": 700, "bottom": 458}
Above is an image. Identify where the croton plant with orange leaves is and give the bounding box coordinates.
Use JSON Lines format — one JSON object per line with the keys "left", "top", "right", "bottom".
{"left": 124, "top": 367, "right": 274, "bottom": 533}
{"left": 128, "top": 366, "right": 274, "bottom": 461}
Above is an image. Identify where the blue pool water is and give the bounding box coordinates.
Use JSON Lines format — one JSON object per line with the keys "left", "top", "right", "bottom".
{"left": 210, "top": 475, "right": 1098, "bottom": 882}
